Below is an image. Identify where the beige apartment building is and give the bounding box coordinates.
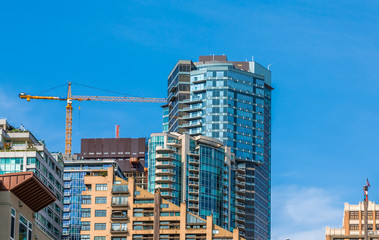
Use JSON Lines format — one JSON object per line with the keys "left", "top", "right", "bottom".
{"left": 0, "top": 171, "right": 57, "bottom": 240}
{"left": 326, "top": 201, "right": 379, "bottom": 240}
{"left": 80, "top": 166, "right": 244, "bottom": 240}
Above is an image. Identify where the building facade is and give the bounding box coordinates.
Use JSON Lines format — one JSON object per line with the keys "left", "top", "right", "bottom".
{"left": 165, "top": 56, "right": 272, "bottom": 240}
{"left": 148, "top": 132, "right": 237, "bottom": 231}
{"left": 80, "top": 166, "right": 243, "bottom": 240}
{"left": 326, "top": 201, "right": 379, "bottom": 240}
{"left": 0, "top": 119, "right": 64, "bottom": 240}
{"left": 62, "top": 156, "right": 126, "bottom": 240}
{"left": 80, "top": 138, "right": 147, "bottom": 189}
{"left": 0, "top": 172, "right": 57, "bottom": 240}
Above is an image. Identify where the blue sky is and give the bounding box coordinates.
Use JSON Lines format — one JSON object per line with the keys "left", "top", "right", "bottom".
{"left": 1, "top": 1, "right": 378, "bottom": 239}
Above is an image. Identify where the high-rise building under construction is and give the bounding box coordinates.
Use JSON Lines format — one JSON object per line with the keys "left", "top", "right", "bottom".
{"left": 163, "top": 55, "right": 272, "bottom": 240}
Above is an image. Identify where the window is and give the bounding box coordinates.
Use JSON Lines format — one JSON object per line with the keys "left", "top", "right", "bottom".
{"left": 82, "top": 195, "right": 91, "bottom": 204}
{"left": 19, "top": 215, "right": 32, "bottom": 240}
{"left": 160, "top": 204, "right": 168, "bottom": 208}
{"left": 350, "top": 211, "right": 359, "bottom": 220}
{"left": 94, "top": 237, "right": 106, "bottom": 240}
{"left": 10, "top": 208, "right": 15, "bottom": 240}
{"left": 96, "top": 197, "right": 107, "bottom": 204}
{"left": 112, "top": 196, "right": 127, "bottom": 205}
{"left": 95, "top": 210, "right": 107, "bottom": 217}
{"left": 81, "top": 222, "right": 90, "bottom": 231}
{"left": 112, "top": 238, "right": 126, "bottom": 240}
{"left": 134, "top": 191, "right": 140, "bottom": 196}
{"left": 81, "top": 235, "right": 90, "bottom": 240}
{"left": 111, "top": 223, "right": 127, "bottom": 232}
{"left": 82, "top": 209, "right": 91, "bottom": 218}
{"left": 96, "top": 184, "right": 107, "bottom": 191}
{"left": 95, "top": 223, "right": 106, "bottom": 230}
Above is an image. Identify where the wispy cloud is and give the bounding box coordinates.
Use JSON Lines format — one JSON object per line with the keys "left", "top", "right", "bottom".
{"left": 272, "top": 185, "right": 343, "bottom": 240}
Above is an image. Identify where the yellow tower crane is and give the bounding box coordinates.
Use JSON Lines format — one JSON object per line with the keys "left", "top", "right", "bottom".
{"left": 19, "top": 82, "right": 167, "bottom": 155}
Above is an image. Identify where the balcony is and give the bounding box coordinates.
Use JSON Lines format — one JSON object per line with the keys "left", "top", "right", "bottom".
{"left": 237, "top": 174, "right": 245, "bottom": 180}
{"left": 236, "top": 216, "right": 245, "bottom": 223}
{"left": 188, "top": 203, "right": 199, "bottom": 209}
{"left": 236, "top": 209, "right": 245, "bottom": 216}
{"left": 111, "top": 214, "right": 128, "bottom": 221}
{"left": 188, "top": 150, "right": 199, "bottom": 156}
{"left": 156, "top": 184, "right": 174, "bottom": 191}
{"left": 188, "top": 181, "right": 199, "bottom": 187}
{"left": 188, "top": 158, "right": 199, "bottom": 165}
{"left": 156, "top": 145, "right": 176, "bottom": 153}
{"left": 188, "top": 196, "right": 199, "bottom": 202}
{"left": 155, "top": 176, "right": 174, "bottom": 183}
{"left": 156, "top": 169, "right": 175, "bottom": 175}
{"left": 182, "top": 104, "right": 203, "bottom": 112}
{"left": 236, "top": 202, "right": 245, "bottom": 210}
{"left": 112, "top": 185, "right": 129, "bottom": 193}
{"left": 64, "top": 191, "right": 71, "bottom": 197}
{"left": 63, "top": 207, "right": 70, "bottom": 212}
{"left": 111, "top": 224, "right": 128, "bottom": 233}
{"left": 236, "top": 187, "right": 245, "bottom": 195}
{"left": 188, "top": 166, "right": 199, "bottom": 173}
{"left": 237, "top": 224, "right": 245, "bottom": 230}
{"left": 182, "top": 121, "right": 202, "bottom": 128}
{"left": 156, "top": 161, "right": 175, "bottom": 168}
{"left": 112, "top": 197, "right": 128, "bottom": 207}
{"left": 236, "top": 181, "right": 245, "bottom": 188}
{"left": 182, "top": 97, "right": 202, "bottom": 104}
{"left": 188, "top": 174, "right": 199, "bottom": 179}
{"left": 236, "top": 195, "right": 245, "bottom": 202}
{"left": 188, "top": 188, "right": 199, "bottom": 195}
{"left": 167, "top": 140, "right": 180, "bottom": 147}
{"left": 161, "top": 192, "right": 175, "bottom": 198}
{"left": 156, "top": 153, "right": 175, "bottom": 160}
{"left": 182, "top": 113, "right": 202, "bottom": 120}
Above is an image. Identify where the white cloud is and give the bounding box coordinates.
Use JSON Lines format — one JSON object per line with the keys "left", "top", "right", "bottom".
{"left": 272, "top": 185, "right": 343, "bottom": 240}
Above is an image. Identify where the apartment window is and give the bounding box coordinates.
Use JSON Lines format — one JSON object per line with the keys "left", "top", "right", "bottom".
{"left": 96, "top": 184, "right": 107, "bottom": 191}
{"left": 96, "top": 197, "right": 107, "bottom": 204}
{"left": 368, "top": 211, "right": 373, "bottom": 220}
{"left": 134, "top": 191, "right": 140, "bottom": 195}
{"left": 95, "top": 210, "right": 107, "bottom": 217}
{"left": 10, "top": 208, "right": 15, "bottom": 240}
{"left": 82, "top": 195, "right": 91, "bottom": 204}
{"left": 94, "top": 223, "right": 106, "bottom": 230}
{"left": 111, "top": 223, "right": 127, "bottom": 231}
{"left": 82, "top": 209, "right": 91, "bottom": 218}
{"left": 94, "top": 237, "right": 106, "bottom": 240}
{"left": 350, "top": 224, "right": 359, "bottom": 230}
{"left": 350, "top": 211, "right": 359, "bottom": 220}
{"left": 81, "top": 235, "right": 90, "bottom": 240}
{"left": 112, "top": 238, "right": 126, "bottom": 240}
{"left": 160, "top": 204, "right": 169, "bottom": 208}
{"left": 19, "top": 215, "right": 32, "bottom": 240}
{"left": 81, "top": 222, "right": 90, "bottom": 231}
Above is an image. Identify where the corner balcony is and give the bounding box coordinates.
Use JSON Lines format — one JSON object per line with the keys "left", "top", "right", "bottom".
{"left": 156, "top": 153, "right": 175, "bottom": 161}
{"left": 236, "top": 202, "right": 245, "bottom": 210}
{"left": 188, "top": 196, "right": 199, "bottom": 202}
{"left": 161, "top": 192, "right": 175, "bottom": 198}
{"left": 188, "top": 203, "right": 199, "bottom": 209}
{"left": 182, "top": 105, "right": 203, "bottom": 112}
{"left": 156, "top": 161, "right": 175, "bottom": 168}
{"left": 236, "top": 209, "right": 245, "bottom": 216}
{"left": 188, "top": 188, "right": 199, "bottom": 195}
{"left": 155, "top": 176, "right": 174, "bottom": 183}
{"left": 182, "top": 97, "right": 202, "bottom": 104}
{"left": 167, "top": 140, "right": 181, "bottom": 147}
{"left": 237, "top": 173, "right": 245, "bottom": 180}
{"left": 236, "top": 216, "right": 245, "bottom": 223}
{"left": 236, "top": 187, "right": 245, "bottom": 195}
{"left": 182, "top": 114, "right": 203, "bottom": 120}
{"left": 156, "top": 184, "right": 175, "bottom": 191}
{"left": 188, "top": 157, "right": 199, "bottom": 165}
{"left": 182, "top": 122, "right": 202, "bottom": 129}
{"left": 236, "top": 195, "right": 245, "bottom": 202}
{"left": 156, "top": 145, "right": 176, "bottom": 153}
{"left": 156, "top": 169, "right": 175, "bottom": 176}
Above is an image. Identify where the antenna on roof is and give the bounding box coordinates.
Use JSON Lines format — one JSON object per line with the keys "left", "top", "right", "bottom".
{"left": 252, "top": 56, "right": 254, "bottom": 61}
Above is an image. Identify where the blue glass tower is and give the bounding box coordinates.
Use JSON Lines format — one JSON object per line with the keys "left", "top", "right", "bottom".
{"left": 148, "top": 132, "right": 236, "bottom": 230}
{"left": 166, "top": 56, "right": 272, "bottom": 240}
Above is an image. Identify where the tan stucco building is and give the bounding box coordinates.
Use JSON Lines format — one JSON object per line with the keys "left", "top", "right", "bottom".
{"left": 80, "top": 167, "right": 244, "bottom": 240}
{"left": 326, "top": 201, "right": 379, "bottom": 240}
{"left": 0, "top": 172, "right": 57, "bottom": 240}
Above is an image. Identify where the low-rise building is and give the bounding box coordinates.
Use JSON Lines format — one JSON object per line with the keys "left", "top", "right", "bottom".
{"left": 0, "top": 171, "right": 57, "bottom": 240}
{"left": 0, "top": 119, "right": 64, "bottom": 239}
{"left": 326, "top": 201, "right": 379, "bottom": 240}
{"left": 81, "top": 166, "right": 243, "bottom": 240}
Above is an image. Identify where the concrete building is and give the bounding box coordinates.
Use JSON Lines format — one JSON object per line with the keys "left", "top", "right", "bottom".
{"left": 80, "top": 166, "right": 244, "bottom": 240}
{"left": 62, "top": 156, "right": 126, "bottom": 240}
{"left": 0, "top": 119, "right": 64, "bottom": 240}
{"left": 147, "top": 132, "right": 238, "bottom": 231}
{"left": 163, "top": 56, "right": 272, "bottom": 239}
{"left": 80, "top": 138, "right": 147, "bottom": 189}
{"left": 326, "top": 201, "right": 379, "bottom": 240}
{"left": 0, "top": 171, "right": 57, "bottom": 240}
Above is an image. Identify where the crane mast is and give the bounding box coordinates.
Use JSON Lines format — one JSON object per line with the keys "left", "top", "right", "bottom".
{"left": 19, "top": 82, "right": 166, "bottom": 155}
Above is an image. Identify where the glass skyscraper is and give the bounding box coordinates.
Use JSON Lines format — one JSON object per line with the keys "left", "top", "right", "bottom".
{"left": 148, "top": 132, "right": 236, "bottom": 230}
{"left": 62, "top": 157, "right": 125, "bottom": 240}
{"left": 165, "top": 55, "right": 272, "bottom": 240}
